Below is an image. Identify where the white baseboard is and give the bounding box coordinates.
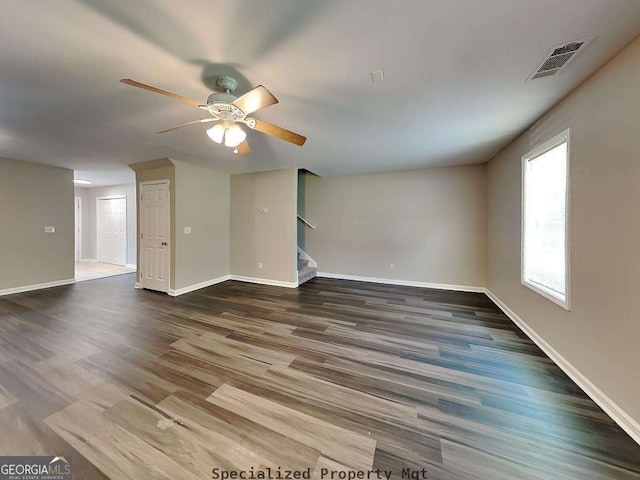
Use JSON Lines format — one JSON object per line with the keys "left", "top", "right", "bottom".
{"left": 125, "top": 264, "right": 137, "bottom": 269}
{"left": 79, "top": 258, "right": 98, "bottom": 263}
{"left": 485, "top": 289, "right": 640, "bottom": 446}
{"left": 230, "top": 275, "right": 298, "bottom": 289}
{"left": 316, "top": 272, "right": 485, "bottom": 293}
{"left": 168, "top": 275, "right": 231, "bottom": 296}
{"left": 0, "top": 278, "right": 76, "bottom": 297}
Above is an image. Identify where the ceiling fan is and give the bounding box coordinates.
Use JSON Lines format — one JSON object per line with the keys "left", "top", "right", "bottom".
{"left": 120, "top": 76, "right": 306, "bottom": 154}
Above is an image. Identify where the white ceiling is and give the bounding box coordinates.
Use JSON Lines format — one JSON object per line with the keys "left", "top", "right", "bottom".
{"left": 1, "top": 0, "right": 640, "bottom": 186}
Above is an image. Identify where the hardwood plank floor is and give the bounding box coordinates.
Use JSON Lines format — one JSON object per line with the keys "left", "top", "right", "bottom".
{"left": 0, "top": 274, "right": 639, "bottom": 479}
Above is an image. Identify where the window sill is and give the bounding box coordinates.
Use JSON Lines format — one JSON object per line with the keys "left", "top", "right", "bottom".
{"left": 521, "top": 279, "right": 570, "bottom": 311}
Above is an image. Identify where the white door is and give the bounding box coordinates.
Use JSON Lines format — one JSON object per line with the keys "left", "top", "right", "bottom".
{"left": 98, "top": 197, "right": 127, "bottom": 266}
{"left": 140, "top": 181, "right": 170, "bottom": 292}
{"left": 74, "top": 196, "right": 82, "bottom": 262}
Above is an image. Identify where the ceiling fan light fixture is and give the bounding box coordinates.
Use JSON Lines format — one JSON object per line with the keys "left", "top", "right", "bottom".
{"left": 224, "top": 124, "right": 246, "bottom": 148}
{"left": 206, "top": 124, "right": 225, "bottom": 144}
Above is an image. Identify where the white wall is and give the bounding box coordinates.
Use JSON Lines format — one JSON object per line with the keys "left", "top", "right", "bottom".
{"left": 74, "top": 184, "right": 137, "bottom": 266}
{"left": 1, "top": 158, "right": 74, "bottom": 290}
{"left": 487, "top": 35, "right": 640, "bottom": 435}
{"left": 304, "top": 165, "right": 487, "bottom": 288}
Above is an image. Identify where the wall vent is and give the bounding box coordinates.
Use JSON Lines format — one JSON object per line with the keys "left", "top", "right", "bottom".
{"left": 527, "top": 36, "right": 595, "bottom": 81}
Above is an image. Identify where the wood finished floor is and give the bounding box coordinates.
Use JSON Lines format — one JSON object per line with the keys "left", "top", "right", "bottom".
{"left": 0, "top": 274, "right": 639, "bottom": 479}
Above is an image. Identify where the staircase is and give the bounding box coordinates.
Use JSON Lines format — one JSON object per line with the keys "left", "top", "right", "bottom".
{"left": 297, "top": 250, "right": 317, "bottom": 285}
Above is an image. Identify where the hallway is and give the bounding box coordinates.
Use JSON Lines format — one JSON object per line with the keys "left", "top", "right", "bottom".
{"left": 75, "top": 261, "right": 135, "bottom": 282}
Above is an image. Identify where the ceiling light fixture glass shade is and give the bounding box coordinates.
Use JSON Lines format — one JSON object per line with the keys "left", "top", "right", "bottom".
{"left": 206, "top": 124, "right": 226, "bottom": 144}
{"left": 224, "top": 124, "right": 246, "bottom": 148}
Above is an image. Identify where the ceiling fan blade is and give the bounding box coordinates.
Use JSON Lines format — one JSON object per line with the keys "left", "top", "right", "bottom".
{"left": 232, "top": 85, "right": 278, "bottom": 115}
{"left": 120, "top": 79, "right": 203, "bottom": 107}
{"left": 252, "top": 119, "right": 306, "bottom": 146}
{"left": 236, "top": 139, "right": 251, "bottom": 155}
{"left": 155, "top": 118, "right": 215, "bottom": 134}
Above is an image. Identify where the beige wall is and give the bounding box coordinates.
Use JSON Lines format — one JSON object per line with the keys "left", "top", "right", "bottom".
{"left": 230, "top": 168, "right": 297, "bottom": 284}
{"left": 304, "top": 165, "right": 486, "bottom": 287}
{"left": 0, "top": 158, "right": 74, "bottom": 290}
{"left": 74, "top": 184, "right": 137, "bottom": 265}
{"left": 487, "top": 36, "right": 640, "bottom": 426}
{"left": 173, "top": 160, "right": 230, "bottom": 290}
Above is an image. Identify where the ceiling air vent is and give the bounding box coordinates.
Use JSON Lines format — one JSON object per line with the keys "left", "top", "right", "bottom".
{"left": 528, "top": 36, "right": 595, "bottom": 81}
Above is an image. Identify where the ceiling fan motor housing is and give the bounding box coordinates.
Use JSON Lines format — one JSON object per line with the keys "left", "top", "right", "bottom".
{"left": 206, "top": 92, "right": 245, "bottom": 121}
{"left": 216, "top": 76, "right": 238, "bottom": 93}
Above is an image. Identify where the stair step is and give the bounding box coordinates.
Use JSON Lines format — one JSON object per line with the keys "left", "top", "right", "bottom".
{"left": 297, "top": 266, "right": 317, "bottom": 285}
{"left": 297, "top": 259, "right": 309, "bottom": 270}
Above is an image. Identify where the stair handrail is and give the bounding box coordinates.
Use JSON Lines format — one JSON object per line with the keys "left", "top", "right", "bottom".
{"left": 297, "top": 215, "right": 316, "bottom": 229}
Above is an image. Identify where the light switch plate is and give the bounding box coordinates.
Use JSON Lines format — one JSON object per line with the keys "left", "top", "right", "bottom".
{"left": 184, "top": 227, "right": 192, "bottom": 234}
{"left": 45, "top": 226, "right": 55, "bottom": 233}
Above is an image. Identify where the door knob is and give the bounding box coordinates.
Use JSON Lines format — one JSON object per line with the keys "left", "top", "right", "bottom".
{"left": 161, "top": 242, "right": 168, "bottom": 246}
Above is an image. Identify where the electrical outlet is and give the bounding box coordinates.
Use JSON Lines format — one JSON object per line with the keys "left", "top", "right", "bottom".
{"left": 258, "top": 262, "right": 263, "bottom": 270}
{"left": 184, "top": 227, "right": 191, "bottom": 234}
{"left": 45, "top": 226, "right": 55, "bottom": 233}
{"left": 260, "top": 208, "right": 268, "bottom": 214}
{"left": 390, "top": 263, "right": 395, "bottom": 270}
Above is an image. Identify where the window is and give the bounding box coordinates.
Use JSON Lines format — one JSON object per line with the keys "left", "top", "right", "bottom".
{"left": 522, "top": 129, "right": 570, "bottom": 309}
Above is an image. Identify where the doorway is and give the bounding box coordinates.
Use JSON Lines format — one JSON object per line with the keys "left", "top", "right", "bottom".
{"left": 74, "top": 186, "right": 136, "bottom": 283}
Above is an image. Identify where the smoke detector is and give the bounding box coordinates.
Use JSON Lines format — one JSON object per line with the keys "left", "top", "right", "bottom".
{"left": 527, "top": 36, "right": 595, "bottom": 81}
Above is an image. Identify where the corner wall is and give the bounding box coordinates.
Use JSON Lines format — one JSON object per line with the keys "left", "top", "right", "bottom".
{"left": 230, "top": 168, "right": 297, "bottom": 286}
{"left": 0, "top": 158, "right": 74, "bottom": 292}
{"left": 487, "top": 35, "right": 640, "bottom": 438}
{"left": 304, "top": 164, "right": 487, "bottom": 289}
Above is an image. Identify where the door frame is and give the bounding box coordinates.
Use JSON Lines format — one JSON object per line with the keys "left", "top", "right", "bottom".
{"left": 74, "top": 196, "right": 82, "bottom": 262}
{"left": 138, "top": 180, "right": 170, "bottom": 292}
{"left": 96, "top": 195, "right": 127, "bottom": 266}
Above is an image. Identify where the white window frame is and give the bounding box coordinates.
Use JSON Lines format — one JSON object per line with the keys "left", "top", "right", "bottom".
{"left": 521, "top": 128, "right": 571, "bottom": 310}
